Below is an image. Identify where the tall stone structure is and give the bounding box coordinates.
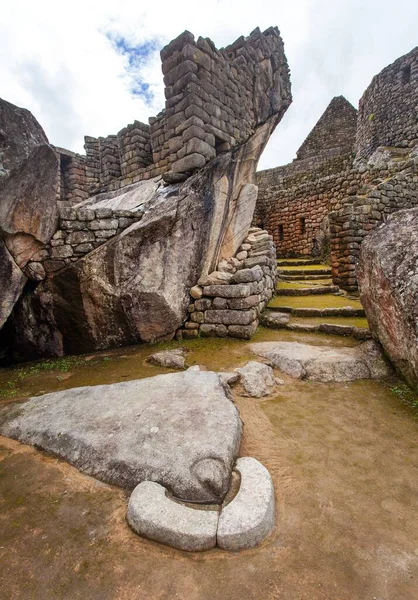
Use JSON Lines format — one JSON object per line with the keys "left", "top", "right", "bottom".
{"left": 255, "top": 46, "right": 418, "bottom": 291}
{"left": 253, "top": 96, "right": 357, "bottom": 258}
{"left": 1, "top": 27, "right": 291, "bottom": 359}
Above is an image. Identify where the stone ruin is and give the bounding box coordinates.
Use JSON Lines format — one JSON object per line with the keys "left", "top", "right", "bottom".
{"left": 254, "top": 46, "right": 418, "bottom": 291}
{"left": 0, "top": 26, "right": 291, "bottom": 360}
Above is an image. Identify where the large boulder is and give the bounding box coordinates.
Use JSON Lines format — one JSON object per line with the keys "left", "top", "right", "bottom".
{"left": 358, "top": 208, "right": 418, "bottom": 387}
{"left": 0, "top": 99, "right": 59, "bottom": 327}
{"left": 0, "top": 369, "right": 242, "bottom": 503}
{"left": 0, "top": 239, "right": 27, "bottom": 328}
{"left": 8, "top": 119, "right": 281, "bottom": 359}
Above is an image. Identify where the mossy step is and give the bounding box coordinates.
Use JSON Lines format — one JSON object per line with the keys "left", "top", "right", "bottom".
{"left": 268, "top": 293, "right": 365, "bottom": 316}
{"left": 277, "top": 279, "right": 333, "bottom": 287}
{"left": 291, "top": 316, "right": 369, "bottom": 329}
{"left": 279, "top": 274, "right": 333, "bottom": 282}
{"left": 277, "top": 264, "right": 331, "bottom": 272}
{"left": 276, "top": 259, "right": 321, "bottom": 266}
{"left": 276, "top": 285, "right": 340, "bottom": 296}
{"left": 284, "top": 322, "right": 371, "bottom": 340}
{"left": 277, "top": 267, "right": 331, "bottom": 276}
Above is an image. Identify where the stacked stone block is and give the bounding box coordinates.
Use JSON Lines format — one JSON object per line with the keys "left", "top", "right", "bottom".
{"left": 159, "top": 27, "right": 290, "bottom": 181}
{"left": 330, "top": 151, "right": 418, "bottom": 291}
{"left": 355, "top": 46, "right": 418, "bottom": 161}
{"left": 179, "top": 228, "right": 276, "bottom": 340}
{"left": 53, "top": 27, "right": 290, "bottom": 194}
{"left": 39, "top": 206, "right": 142, "bottom": 274}
{"left": 117, "top": 121, "right": 153, "bottom": 180}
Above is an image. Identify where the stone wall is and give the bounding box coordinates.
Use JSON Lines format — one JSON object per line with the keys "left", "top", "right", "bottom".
{"left": 254, "top": 153, "right": 354, "bottom": 257}
{"left": 55, "top": 26, "right": 291, "bottom": 203}
{"left": 355, "top": 46, "right": 418, "bottom": 161}
{"left": 24, "top": 205, "right": 142, "bottom": 280}
{"left": 179, "top": 228, "right": 276, "bottom": 340}
{"left": 255, "top": 47, "right": 418, "bottom": 291}
{"left": 330, "top": 150, "right": 418, "bottom": 291}
{"left": 296, "top": 96, "right": 357, "bottom": 160}
{"left": 253, "top": 96, "right": 357, "bottom": 258}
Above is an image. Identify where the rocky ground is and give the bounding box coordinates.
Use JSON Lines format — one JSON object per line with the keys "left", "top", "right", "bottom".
{"left": 1, "top": 325, "right": 418, "bottom": 599}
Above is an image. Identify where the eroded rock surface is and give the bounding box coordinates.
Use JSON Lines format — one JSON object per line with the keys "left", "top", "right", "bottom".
{"left": 0, "top": 370, "right": 242, "bottom": 503}
{"left": 358, "top": 208, "right": 418, "bottom": 387}
{"left": 249, "top": 340, "right": 392, "bottom": 382}
{"left": 0, "top": 98, "right": 59, "bottom": 326}
{"left": 147, "top": 348, "right": 187, "bottom": 370}
{"left": 235, "top": 361, "right": 276, "bottom": 397}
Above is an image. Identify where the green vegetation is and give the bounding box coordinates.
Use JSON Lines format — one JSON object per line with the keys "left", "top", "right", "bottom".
{"left": 391, "top": 383, "right": 418, "bottom": 411}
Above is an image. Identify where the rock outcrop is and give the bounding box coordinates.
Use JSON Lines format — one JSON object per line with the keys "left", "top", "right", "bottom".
{"left": 0, "top": 98, "right": 59, "bottom": 326}
{"left": 0, "top": 369, "right": 242, "bottom": 503}
{"left": 3, "top": 27, "right": 291, "bottom": 359}
{"left": 358, "top": 208, "right": 418, "bottom": 388}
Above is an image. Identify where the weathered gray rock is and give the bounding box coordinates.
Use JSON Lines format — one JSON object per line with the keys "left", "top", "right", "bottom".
{"left": 0, "top": 99, "right": 59, "bottom": 328}
{"left": 217, "top": 457, "right": 275, "bottom": 550}
{"left": 0, "top": 239, "right": 26, "bottom": 328}
{"left": 234, "top": 361, "right": 276, "bottom": 397}
{"left": 260, "top": 311, "right": 290, "bottom": 329}
{"left": 0, "top": 100, "right": 58, "bottom": 247}
{"left": 0, "top": 370, "right": 242, "bottom": 503}
{"left": 9, "top": 120, "right": 282, "bottom": 358}
{"left": 147, "top": 348, "right": 186, "bottom": 370}
{"left": 249, "top": 340, "right": 392, "bottom": 382}
{"left": 358, "top": 208, "right": 418, "bottom": 388}
{"left": 127, "top": 481, "right": 219, "bottom": 551}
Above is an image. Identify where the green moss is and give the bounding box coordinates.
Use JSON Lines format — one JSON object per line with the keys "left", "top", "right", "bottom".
{"left": 269, "top": 294, "right": 363, "bottom": 310}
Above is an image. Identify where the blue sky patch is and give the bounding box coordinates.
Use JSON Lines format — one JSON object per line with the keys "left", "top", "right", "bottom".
{"left": 105, "top": 33, "right": 160, "bottom": 104}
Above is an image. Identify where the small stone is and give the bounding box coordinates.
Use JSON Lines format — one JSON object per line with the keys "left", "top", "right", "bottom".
{"left": 147, "top": 348, "right": 186, "bottom": 370}
{"left": 190, "top": 285, "right": 203, "bottom": 299}
{"left": 234, "top": 361, "right": 276, "bottom": 397}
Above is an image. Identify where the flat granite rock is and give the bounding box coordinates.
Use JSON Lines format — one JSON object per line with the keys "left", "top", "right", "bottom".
{"left": 0, "top": 370, "right": 242, "bottom": 503}
{"left": 249, "top": 340, "right": 392, "bottom": 382}
{"left": 147, "top": 348, "right": 186, "bottom": 370}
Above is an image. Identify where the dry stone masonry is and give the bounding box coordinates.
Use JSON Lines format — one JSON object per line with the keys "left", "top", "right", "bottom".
{"left": 1, "top": 26, "right": 291, "bottom": 358}
{"left": 55, "top": 26, "right": 290, "bottom": 201}
{"left": 179, "top": 227, "right": 276, "bottom": 340}
{"left": 254, "top": 46, "right": 418, "bottom": 291}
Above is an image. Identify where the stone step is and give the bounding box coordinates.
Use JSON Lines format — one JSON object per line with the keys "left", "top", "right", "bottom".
{"left": 284, "top": 322, "right": 371, "bottom": 340}
{"left": 279, "top": 274, "right": 333, "bottom": 281}
{"left": 277, "top": 267, "right": 332, "bottom": 276}
{"left": 276, "top": 259, "right": 321, "bottom": 266}
{"left": 268, "top": 306, "right": 366, "bottom": 318}
{"left": 276, "top": 285, "right": 340, "bottom": 296}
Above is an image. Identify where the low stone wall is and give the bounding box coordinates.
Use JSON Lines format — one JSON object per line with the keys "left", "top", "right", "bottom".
{"left": 26, "top": 205, "right": 143, "bottom": 278}
{"left": 178, "top": 228, "right": 276, "bottom": 340}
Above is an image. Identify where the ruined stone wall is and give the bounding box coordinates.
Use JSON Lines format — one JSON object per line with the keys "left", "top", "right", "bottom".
{"left": 254, "top": 96, "right": 357, "bottom": 257}
{"left": 25, "top": 205, "right": 143, "bottom": 279}
{"left": 296, "top": 96, "right": 357, "bottom": 160}
{"left": 355, "top": 47, "right": 418, "bottom": 161}
{"left": 55, "top": 27, "right": 290, "bottom": 201}
{"left": 179, "top": 228, "right": 276, "bottom": 339}
{"left": 330, "top": 152, "right": 418, "bottom": 291}
{"left": 254, "top": 154, "right": 354, "bottom": 256}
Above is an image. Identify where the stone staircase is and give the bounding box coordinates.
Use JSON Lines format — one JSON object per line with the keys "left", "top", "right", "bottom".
{"left": 261, "top": 258, "right": 371, "bottom": 340}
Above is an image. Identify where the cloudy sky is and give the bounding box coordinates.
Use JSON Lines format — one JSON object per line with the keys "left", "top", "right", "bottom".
{"left": 1, "top": 0, "right": 417, "bottom": 170}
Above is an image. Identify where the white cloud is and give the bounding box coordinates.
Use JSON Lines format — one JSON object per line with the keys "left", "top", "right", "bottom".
{"left": 1, "top": 0, "right": 417, "bottom": 169}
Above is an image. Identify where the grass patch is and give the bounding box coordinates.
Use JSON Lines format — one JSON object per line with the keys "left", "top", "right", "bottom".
{"left": 391, "top": 383, "right": 418, "bottom": 411}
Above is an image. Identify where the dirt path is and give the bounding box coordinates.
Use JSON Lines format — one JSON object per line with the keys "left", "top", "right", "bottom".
{"left": 1, "top": 333, "right": 418, "bottom": 599}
